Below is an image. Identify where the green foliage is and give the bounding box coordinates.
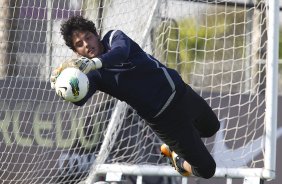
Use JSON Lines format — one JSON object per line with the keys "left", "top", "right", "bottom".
{"left": 279, "top": 30, "right": 282, "bottom": 59}
{"left": 154, "top": 8, "right": 247, "bottom": 82}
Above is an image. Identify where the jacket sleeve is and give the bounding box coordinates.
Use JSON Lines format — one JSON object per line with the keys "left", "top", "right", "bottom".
{"left": 99, "top": 30, "right": 131, "bottom": 67}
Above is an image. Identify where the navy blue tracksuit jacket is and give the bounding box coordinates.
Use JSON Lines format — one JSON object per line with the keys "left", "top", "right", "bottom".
{"left": 75, "top": 30, "right": 186, "bottom": 119}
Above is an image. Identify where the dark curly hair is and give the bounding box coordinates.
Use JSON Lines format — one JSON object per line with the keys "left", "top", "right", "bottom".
{"left": 60, "top": 15, "right": 98, "bottom": 51}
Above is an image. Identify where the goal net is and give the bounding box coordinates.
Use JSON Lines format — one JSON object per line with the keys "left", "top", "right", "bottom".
{"left": 0, "top": 0, "right": 278, "bottom": 183}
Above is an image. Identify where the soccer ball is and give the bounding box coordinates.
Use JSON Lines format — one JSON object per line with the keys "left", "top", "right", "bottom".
{"left": 55, "top": 67, "right": 89, "bottom": 102}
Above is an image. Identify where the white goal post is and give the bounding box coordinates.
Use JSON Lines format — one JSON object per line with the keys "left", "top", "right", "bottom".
{"left": 0, "top": 0, "right": 279, "bottom": 184}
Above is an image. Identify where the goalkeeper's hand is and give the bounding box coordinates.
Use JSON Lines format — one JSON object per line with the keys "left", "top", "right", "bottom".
{"left": 50, "top": 57, "right": 102, "bottom": 89}
{"left": 70, "top": 57, "right": 103, "bottom": 74}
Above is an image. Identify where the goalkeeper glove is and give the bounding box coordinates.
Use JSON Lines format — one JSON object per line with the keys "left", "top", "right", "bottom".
{"left": 71, "top": 57, "right": 103, "bottom": 74}
{"left": 50, "top": 57, "right": 102, "bottom": 89}
{"left": 50, "top": 61, "right": 69, "bottom": 89}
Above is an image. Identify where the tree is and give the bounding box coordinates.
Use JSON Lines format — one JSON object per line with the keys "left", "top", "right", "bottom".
{"left": 0, "top": 0, "right": 10, "bottom": 78}
{"left": 153, "top": 6, "right": 251, "bottom": 88}
{"left": 0, "top": 0, "right": 19, "bottom": 78}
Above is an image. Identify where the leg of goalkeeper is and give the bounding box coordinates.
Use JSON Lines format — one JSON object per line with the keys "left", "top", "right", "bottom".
{"left": 150, "top": 119, "right": 216, "bottom": 179}
{"left": 146, "top": 88, "right": 218, "bottom": 179}
{"left": 185, "top": 86, "right": 220, "bottom": 138}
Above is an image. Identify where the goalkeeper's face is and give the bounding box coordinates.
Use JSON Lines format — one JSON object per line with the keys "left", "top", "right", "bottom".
{"left": 72, "top": 30, "right": 104, "bottom": 59}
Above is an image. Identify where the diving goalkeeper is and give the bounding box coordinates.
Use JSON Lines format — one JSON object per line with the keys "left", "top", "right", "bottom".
{"left": 51, "top": 15, "right": 220, "bottom": 179}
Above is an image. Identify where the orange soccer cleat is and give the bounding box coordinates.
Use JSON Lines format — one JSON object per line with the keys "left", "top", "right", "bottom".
{"left": 160, "top": 144, "right": 191, "bottom": 177}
